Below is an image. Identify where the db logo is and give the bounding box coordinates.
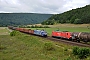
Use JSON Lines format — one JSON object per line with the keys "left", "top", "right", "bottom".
{"left": 57, "top": 33, "right": 60, "bottom": 35}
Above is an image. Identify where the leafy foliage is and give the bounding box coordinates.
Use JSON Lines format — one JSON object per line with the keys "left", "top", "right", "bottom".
{"left": 10, "top": 31, "right": 17, "bottom": 36}
{"left": 77, "top": 48, "right": 90, "bottom": 59}
{"left": 42, "top": 5, "right": 90, "bottom": 25}
{"left": 72, "top": 46, "right": 79, "bottom": 55}
{"left": 72, "top": 46, "right": 90, "bottom": 59}
{"left": 0, "top": 13, "right": 52, "bottom": 26}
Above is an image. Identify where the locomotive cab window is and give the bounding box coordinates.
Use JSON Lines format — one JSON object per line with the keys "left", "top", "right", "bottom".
{"left": 67, "top": 33, "right": 68, "bottom": 35}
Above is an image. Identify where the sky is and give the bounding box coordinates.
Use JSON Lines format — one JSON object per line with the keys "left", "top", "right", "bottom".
{"left": 0, "top": 0, "right": 90, "bottom": 14}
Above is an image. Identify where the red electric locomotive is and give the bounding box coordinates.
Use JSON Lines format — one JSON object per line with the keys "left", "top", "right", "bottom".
{"left": 52, "top": 30, "right": 74, "bottom": 40}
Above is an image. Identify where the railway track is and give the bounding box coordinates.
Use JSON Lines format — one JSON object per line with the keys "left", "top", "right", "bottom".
{"left": 19, "top": 32, "right": 90, "bottom": 48}
{"left": 40, "top": 36, "right": 90, "bottom": 48}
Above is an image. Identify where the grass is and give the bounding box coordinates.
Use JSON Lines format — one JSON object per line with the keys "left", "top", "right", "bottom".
{"left": 0, "top": 27, "right": 10, "bottom": 35}
{"left": 0, "top": 31, "right": 90, "bottom": 60}
{"left": 0, "top": 24, "right": 90, "bottom": 60}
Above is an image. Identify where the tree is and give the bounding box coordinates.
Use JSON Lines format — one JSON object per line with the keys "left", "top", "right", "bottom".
{"left": 74, "top": 18, "right": 82, "bottom": 24}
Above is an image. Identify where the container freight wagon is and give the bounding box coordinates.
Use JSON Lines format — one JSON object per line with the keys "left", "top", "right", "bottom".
{"left": 23, "top": 29, "right": 29, "bottom": 33}
{"left": 28, "top": 29, "right": 34, "bottom": 34}
{"left": 8, "top": 26, "right": 13, "bottom": 29}
{"left": 18, "top": 28, "right": 24, "bottom": 32}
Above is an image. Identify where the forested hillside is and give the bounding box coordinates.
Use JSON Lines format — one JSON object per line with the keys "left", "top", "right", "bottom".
{"left": 42, "top": 5, "right": 90, "bottom": 25}
{"left": 0, "top": 13, "right": 52, "bottom": 26}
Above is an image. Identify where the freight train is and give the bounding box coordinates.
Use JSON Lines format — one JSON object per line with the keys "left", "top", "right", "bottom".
{"left": 8, "top": 26, "right": 90, "bottom": 42}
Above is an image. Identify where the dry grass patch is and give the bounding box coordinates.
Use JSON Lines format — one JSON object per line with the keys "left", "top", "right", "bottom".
{"left": 47, "top": 24, "right": 90, "bottom": 28}
{"left": 0, "top": 27, "right": 10, "bottom": 35}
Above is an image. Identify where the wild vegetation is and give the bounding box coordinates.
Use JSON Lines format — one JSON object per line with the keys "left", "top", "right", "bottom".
{"left": 73, "top": 46, "right": 90, "bottom": 59}
{"left": 19, "top": 25, "right": 50, "bottom": 28}
{"left": 42, "top": 5, "right": 90, "bottom": 25}
{"left": 10, "top": 31, "right": 17, "bottom": 36}
{"left": 0, "top": 13, "right": 52, "bottom": 26}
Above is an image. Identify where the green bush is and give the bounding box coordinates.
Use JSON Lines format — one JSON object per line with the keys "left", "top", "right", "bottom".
{"left": 78, "top": 48, "right": 90, "bottom": 59}
{"left": 10, "top": 31, "right": 16, "bottom": 36}
{"left": 72, "top": 46, "right": 90, "bottom": 59}
{"left": 72, "top": 46, "right": 79, "bottom": 55}
{"left": 44, "top": 42, "right": 55, "bottom": 51}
